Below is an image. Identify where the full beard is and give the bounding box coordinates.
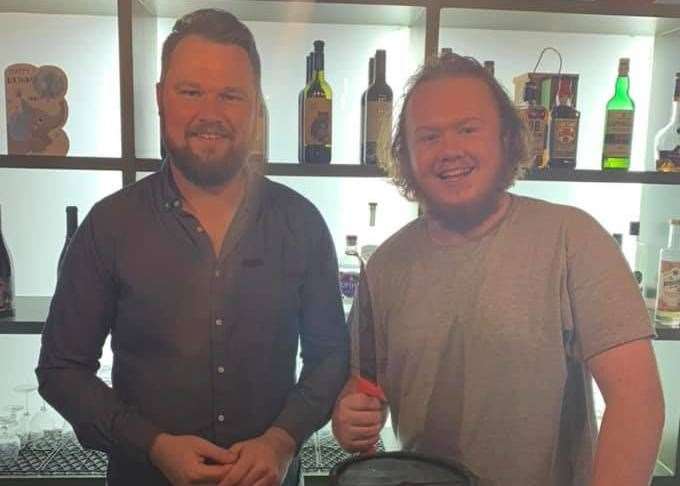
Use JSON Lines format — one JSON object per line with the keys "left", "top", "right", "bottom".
{"left": 162, "top": 118, "right": 250, "bottom": 188}
{"left": 424, "top": 186, "right": 505, "bottom": 233}
{"left": 420, "top": 163, "right": 509, "bottom": 233}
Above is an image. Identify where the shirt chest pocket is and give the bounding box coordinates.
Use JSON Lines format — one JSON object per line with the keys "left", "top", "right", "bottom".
{"left": 234, "top": 252, "right": 304, "bottom": 326}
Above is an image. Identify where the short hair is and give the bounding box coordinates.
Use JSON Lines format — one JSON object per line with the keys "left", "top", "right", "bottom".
{"left": 160, "top": 8, "right": 262, "bottom": 95}
{"left": 385, "top": 53, "right": 528, "bottom": 202}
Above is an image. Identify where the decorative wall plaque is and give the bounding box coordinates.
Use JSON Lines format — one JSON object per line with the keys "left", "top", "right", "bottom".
{"left": 5, "top": 63, "right": 69, "bottom": 155}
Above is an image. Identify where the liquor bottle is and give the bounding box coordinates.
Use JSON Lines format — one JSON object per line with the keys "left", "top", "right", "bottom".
{"left": 360, "top": 57, "right": 375, "bottom": 164}
{"left": 440, "top": 47, "right": 453, "bottom": 58}
{"left": 360, "top": 202, "right": 379, "bottom": 262}
{"left": 298, "top": 53, "right": 312, "bottom": 163}
{"left": 339, "top": 235, "right": 361, "bottom": 309}
{"left": 518, "top": 80, "right": 549, "bottom": 168}
{"left": 548, "top": 77, "right": 580, "bottom": 169}
{"left": 0, "top": 205, "right": 15, "bottom": 318}
{"left": 484, "top": 60, "right": 495, "bottom": 77}
{"left": 250, "top": 97, "right": 269, "bottom": 167}
{"left": 654, "top": 72, "right": 680, "bottom": 172}
{"left": 654, "top": 218, "right": 680, "bottom": 327}
{"left": 626, "top": 221, "right": 643, "bottom": 293}
{"left": 602, "top": 58, "right": 634, "bottom": 170}
{"left": 57, "top": 206, "right": 78, "bottom": 275}
{"left": 304, "top": 40, "right": 332, "bottom": 164}
{"left": 362, "top": 50, "right": 393, "bottom": 165}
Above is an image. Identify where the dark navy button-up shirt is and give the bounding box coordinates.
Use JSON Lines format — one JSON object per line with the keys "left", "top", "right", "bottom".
{"left": 36, "top": 163, "right": 349, "bottom": 484}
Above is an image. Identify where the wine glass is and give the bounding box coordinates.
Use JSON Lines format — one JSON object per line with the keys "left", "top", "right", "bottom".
{"left": 29, "top": 399, "right": 60, "bottom": 446}
{"left": 13, "top": 383, "right": 38, "bottom": 445}
{"left": 0, "top": 415, "right": 21, "bottom": 468}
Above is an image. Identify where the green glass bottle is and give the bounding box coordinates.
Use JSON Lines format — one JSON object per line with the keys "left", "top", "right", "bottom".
{"left": 602, "top": 58, "right": 635, "bottom": 170}
{"left": 304, "top": 40, "right": 333, "bottom": 164}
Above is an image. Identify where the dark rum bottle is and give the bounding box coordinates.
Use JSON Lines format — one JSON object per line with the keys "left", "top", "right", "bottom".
{"left": 304, "top": 40, "right": 332, "bottom": 164}
{"left": 362, "top": 50, "right": 393, "bottom": 165}
{"left": 548, "top": 78, "right": 580, "bottom": 169}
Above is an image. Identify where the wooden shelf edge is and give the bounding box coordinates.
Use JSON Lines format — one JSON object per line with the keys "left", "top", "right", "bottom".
{"left": 655, "top": 327, "right": 680, "bottom": 341}
{"left": 520, "top": 169, "right": 680, "bottom": 184}
{"left": 436, "top": 0, "right": 680, "bottom": 19}
{"left": 0, "top": 155, "right": 123, "bottom": 171}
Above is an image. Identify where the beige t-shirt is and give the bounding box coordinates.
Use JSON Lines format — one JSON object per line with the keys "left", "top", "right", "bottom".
{"left": 351, "top": 195, "right": 653, "bottom": 486}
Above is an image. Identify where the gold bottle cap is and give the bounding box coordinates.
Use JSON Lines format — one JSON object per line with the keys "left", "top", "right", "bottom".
{"left": 670, "top": 219, "right": 680, "bottom": 225}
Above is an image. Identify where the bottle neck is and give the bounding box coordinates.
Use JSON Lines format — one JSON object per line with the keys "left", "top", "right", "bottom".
{"left": 614, "top": 75, "right": 630, "bottom": 98}
{"left": 314, "top": 50, "right": 325, "bottom": 80}
{"left": 306, "top": 54, "right": 312, "bottom": 84}
{"left": 669, "top": 224, "right": 680, "bottom": 249}
{"left": 374, "top": 53, "right": 386, "bottom": 84}
{"left": 671, "top": 99, "right": 680, "bottom": 125}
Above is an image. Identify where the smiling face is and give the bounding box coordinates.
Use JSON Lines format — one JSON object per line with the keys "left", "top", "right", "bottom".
{"left": 405, "top": 76, "right": 508, "bottom": 230}
{"left": 157, "top": 34, "right": 258, "bottom": 188}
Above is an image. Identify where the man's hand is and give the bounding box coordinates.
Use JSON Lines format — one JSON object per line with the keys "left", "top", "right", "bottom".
{"left": 332, "top": 391, "right": 386, "bottom": 453}
{"left": 149, "top": 433, "right": 236, "bottom": 486}
{"left": 218, "top": 427, "right": 296, "bottom": 486}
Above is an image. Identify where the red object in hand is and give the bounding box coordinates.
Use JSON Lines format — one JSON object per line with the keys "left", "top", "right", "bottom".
{"left": 356, "top": 375, "right": 386, "bottom": 402}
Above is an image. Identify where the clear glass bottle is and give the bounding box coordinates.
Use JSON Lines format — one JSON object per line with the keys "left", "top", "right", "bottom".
{"left": 361, "top": 202, "right": 379, "bottom": 263}
{"left": 602, "top": 58, "right": 635, "bottom": 170}
{"left": 654, "top": 72, "right": 680, "bottom": 173}
{"left": 339, "top": 235, "right": 361, "bottom": 310}
{"left": 654, "top": 219, "right": 680, "bottom": 327}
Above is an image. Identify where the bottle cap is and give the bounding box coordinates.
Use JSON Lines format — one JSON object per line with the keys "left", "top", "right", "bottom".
{"left": 629, "top": 221, "right": 640, "bottom": 236}
{"left": 670, "top": 219, "right": 680, "bottom": 226}
{"left": 618, "top": 58, "right": 630, "bottom": 76}
{"left": 346, "top": 235, "right": 358, "bottom": 246}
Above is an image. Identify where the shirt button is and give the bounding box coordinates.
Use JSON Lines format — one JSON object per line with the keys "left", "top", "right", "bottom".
{"left": 214, "top": 269, "right": 221, "bottom": 278}
{"left": 196, "top": 226, "right": 204, "bottom": 233}
{"left": 217, "top": 366, "right": 225, "bottom": 374}
{"left": 217, "top": 414, "right": 225, "bottom": 423}
{"left": 172, "top": 199, "right": 181, "bottom": 208}
{"left": 215, "top": 319, "right": 223, "bottom": 326}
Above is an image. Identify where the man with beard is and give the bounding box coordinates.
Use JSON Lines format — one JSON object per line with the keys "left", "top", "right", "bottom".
{"left": 36, "top": 9, "right": 348, "bottom": 486}
{"left": 331, "top": 54, "right": 664, "bottom": 486}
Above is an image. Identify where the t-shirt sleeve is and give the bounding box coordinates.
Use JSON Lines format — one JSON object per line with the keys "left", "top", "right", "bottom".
{"left": 564, "top": 208, "right": 654, "bottom": 361}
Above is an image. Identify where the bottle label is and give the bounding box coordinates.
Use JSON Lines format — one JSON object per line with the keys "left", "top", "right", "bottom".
{"left": 656, "top": 260, "right": 680, "bottom": 312}
{"left": 519, "top": 107, "right": 548, "bottom": 167}
{"left": 304, "top": 98, "right": 332, "bottom": 146}
{"left": 603, "top": 110, "right": 634, "bottom": 158}
{"left": 339, "top": 270, "right": 359, "bottom": 299}
{"left": 657, "top": 146, "right": 680, "bottom": 172}
{"left": 0, "top": 277, "right": 12, "bottom": 313}
{"left": 551, "top": 117, "right": 578, "bottom": 159}
{"left": 366, "top": 100, "right": 393, "bottom": 145}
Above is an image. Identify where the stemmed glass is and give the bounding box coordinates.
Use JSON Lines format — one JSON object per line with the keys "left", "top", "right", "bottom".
{"left": 0, "top": 415, "right": 21, "bottom": 468}
{"left": 12, "top": 384, "right": 37, "bottom": 445}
